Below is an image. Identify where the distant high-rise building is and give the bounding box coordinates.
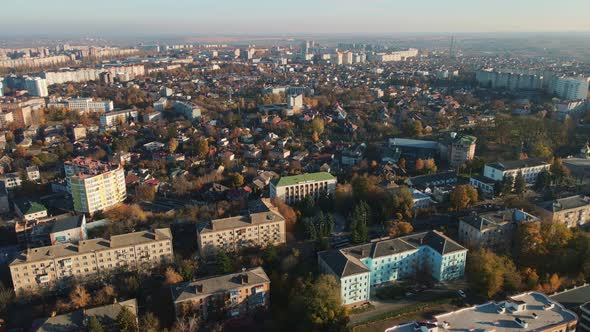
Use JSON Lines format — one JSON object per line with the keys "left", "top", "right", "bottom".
{"left": 24, "top": 77, "right": 48, "bottom": 97}
{"left": 0, "top": 79, "right": 4, "bottom": 97}
{"left": 551, "top": 76, "right": 589, "bottom": 100}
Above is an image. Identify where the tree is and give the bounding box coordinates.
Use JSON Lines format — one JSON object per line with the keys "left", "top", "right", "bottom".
{"left": 415, "top": 159, "right": 424, "bottom": 173}
{"left": 550, "top": 157, "right": 570, "bottom": 181}
{"left": 303, "top": 275, "right": 349, "bottom": 331}
{"left": 388, "top": 221, "right": 413, "bottom": 238}
{"left": 466, "top": 249, "right": 520, "bottom": 298}
{"left": 216, "top": 251, "right": 233, "bottom": 274}
{"left": 514, "top": 172, "right": 526, "bottom": 197}
{"left": 135, "top": 184, "right": 156, "bottom": 202}
{"left": 168, "top": 138, "right": 179, "bottom": 153}
{"left": 450, "top": 185, "right": 478, "bottom": 211}
{"left": 94, "top": 284, "right": 116, "bottom": 306}
{"left": 69, "top": 285, "right": 91, "bottom": 310}
{"left": 350, "top": 202, "right": 369, "bottom": 244}
{"left": 272, "top": 199, "right": 298, "bottom": 233}
{"left": 139, "top": 312, "right": 161, "bottom": 332}
{"left": 398, "top": 158, "right": 406, "bottom": 170}
{"left": 391, "top": 187, "right": 414, "bottom": 219}
{"left": 87, "top": 316, "right": 105, "bottom": 332}
{"left": 230, "top": 173, "right": 244, "bottom": 188}
{"left": 424, "top": 159, "right": 438, "bottom": 174}
{"left": 164, "top": 267, "right": 184, "bottom": 285}
{"left": 311, "top": 117, "right": 325, "bottom": 136}
{"left": 116, "top": 306, "right": 137, "bottom": 332}
{"left": 535, "top": 170, "right": 551, "bottom": 191}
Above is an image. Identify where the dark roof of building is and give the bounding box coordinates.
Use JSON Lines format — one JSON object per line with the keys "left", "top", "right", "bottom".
{"left": 539, "top": 195, "right": 590, "bottom": 213}
{"left": 32, "top": 299, "right": 137, "bottom": 332}
{"left": 318, "top": 230, "right": 466, "bottom": 278}
{"left": 14, "top": 199, "right": 47, "bottom": 215}
{"left": 550, "top": 284, "right": 590, "bottom": 309}
{"left": 51, "top": 215, "right": 85, "bottom": 234}
{"left": 170, "top": 267, "right": 270, "bottom": 304}
{"left": 487, "top": 158, "right": 548, "bottom": 171}
{"left": 406, "top": 171, "right": 457, "bottom": 189}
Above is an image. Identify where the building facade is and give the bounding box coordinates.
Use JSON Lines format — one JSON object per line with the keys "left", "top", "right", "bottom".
{"left": 170, "top": 267, "right": 270, "bottom": 321}
{"left": 459, "top": 209, "right": 539, "bottom": 251}
{"left": 9, "top": 228, "right": 173, "bottom": 293}
{"left": 197, "top": 199, "right": 286, "bottom": 256}
{"left": 270, "top": 172, "right": 337, "bottom": 204}
{"left": 448, "top": 134, "right": 476, "bottom": 168}
{"left": 24, "top": 77, "right": 48, "bottom": 97}
{"left": 471, "top": 159, "right": 550, "bottom": 195}
{"left": 48, "top": 98, "right": 114, "bottom": 113}
{"left": 318, "top": 231, "right": 467, "bottom": 306}
{"left": 64, "top": 157, "right": 126, "bottom": 214}
{"left": 99, "top": 109, "right": 139, "bottom": 127}
{"left": 539, "top": 195, "right": 590, "bottom": 228}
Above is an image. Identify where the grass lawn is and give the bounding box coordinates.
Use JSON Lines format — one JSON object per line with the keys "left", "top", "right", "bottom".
{"left": 351, "top": 303, "right": 459, "bottom": 332}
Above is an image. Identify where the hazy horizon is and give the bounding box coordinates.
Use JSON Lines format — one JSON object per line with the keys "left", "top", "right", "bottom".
{"left": 1, "top": 0, "right": 589, "bottom": 37}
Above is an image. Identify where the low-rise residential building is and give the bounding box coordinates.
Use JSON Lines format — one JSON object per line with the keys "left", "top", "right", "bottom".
{"left": 173, "top": 100, "right": 201, "bottom": 120}
{"left": 459, "top": 209, "right": 539, "bottom": 251}
{"left": 26, "top": 165, "right": 40, "bottom": 181}
{"left": 317, "top": 231, "right": 467, "bottom": 307}
{"left": 64, "top": 157, "right": 127, "bottom": 214}
{"left": 170, "top": 267, "right": 270, "bottom": 320}
{"left": 48, "top": 97, "right": 114, "bottom": 113}
{"left": 538, "top": 195, "right": 590, "bottom": 228}
{"left": 197, "top": 199, "right": 285, "bottom": 256}
{"left": 1, "top": 172, "right": 22, "bottom": 189}
{"left": 50, "top": 214, "right": 87, "bottom": 245}
{"left": 270, "top": 172, "right": 337, "bottom": 204}
{"left": 470, "top": 158, "right": 550, "bottom": 195}
{"left": 9, "top": 228, "right": 173, "bottom": 293}
{"left": 32, "top": 298, "right": 138, "bottom": 332}
{"left": 99, "top": 109, "right": 139, "bottom": 127}
{"left": 14, "top": 199, "right": 48, "bottom": 221}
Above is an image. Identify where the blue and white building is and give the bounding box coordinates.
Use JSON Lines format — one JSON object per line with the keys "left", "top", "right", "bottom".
{"left": 317, "top": 231, "right": 467, "bottom": 306}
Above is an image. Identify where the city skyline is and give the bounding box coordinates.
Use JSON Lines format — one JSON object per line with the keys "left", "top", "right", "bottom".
{"left": 1, "top": 0, "right": 589, "bottom": 37}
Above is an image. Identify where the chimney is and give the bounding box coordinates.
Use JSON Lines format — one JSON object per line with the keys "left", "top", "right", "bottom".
{"left": 51, "top": 311, "right": 57, "bottom": 317}
{"left": 241, "top": 274, "right": 249, "bottom": 284}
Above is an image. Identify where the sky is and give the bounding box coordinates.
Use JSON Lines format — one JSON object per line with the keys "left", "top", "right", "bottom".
{"left": 1, "top": 0, "right": 589, "bottom": 37}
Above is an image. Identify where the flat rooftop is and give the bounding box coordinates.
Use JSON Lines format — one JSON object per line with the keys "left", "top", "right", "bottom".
{"left": 65, "top": 156, "right": 121, "bottom": 178}
{"left": 273, "top": 172, "right": 335, "bottom": 187}
{"left": 434, "top": 292, "right": 577, "bottom": 331}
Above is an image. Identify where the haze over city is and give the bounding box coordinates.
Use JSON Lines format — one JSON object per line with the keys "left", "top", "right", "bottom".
{"left": 1, "top": 0, "right": 590, "bottom": 36}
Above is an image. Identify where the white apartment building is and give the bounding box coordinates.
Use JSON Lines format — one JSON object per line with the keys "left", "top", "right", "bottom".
{"left": 197, "top": 199, "right": 286, "bottom": 256}
{"left": 270, "top": 172, "right": 337, "bottom": 204}
{"left": 552, "top": 76, "right": 589, "bottom": 100}
{"left": 369, "top": 49, "right": 419, "bottom": 62}
{"left": 471, "top": 159, "right": 550, "bottom": 195}
{"left": 99, "top": 109, "right": 139, "bottom": 127}
{"left": 64, "top": 157, "right": 126, "bottom": 214}
{"left": 9, "top": 228, "right": 173, "bottom": 293}
{"left": 318, "top": 231, "right": 467, "bottom": 307}
{"left": 153, "top": 97, "right": 168, "bottom": 111}
{"left": 24, "top": 77, "right": 48, "bottom": 97}
{"left": 63, "top": 98, "right": 114, "bottom": 113}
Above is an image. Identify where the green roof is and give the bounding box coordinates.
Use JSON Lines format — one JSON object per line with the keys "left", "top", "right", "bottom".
{"left": 15, "top": 199, "right": 47, "bottom": 215}
{"left": 273, "top": 172, "right": 336, "bottom": 187}
{"left": 454, "top": 135, "right": 477, "bottom": 145}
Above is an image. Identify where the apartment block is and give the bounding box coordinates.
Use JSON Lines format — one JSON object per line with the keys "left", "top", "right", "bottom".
{"left": 318, "top": 231, "right": 467, "bottom": 307}
{"left": 448, "top": 134, "right": 476, "bottom": 168}
{"left": 99, "top": 109, "right": 139, "bottom": 127}
{"left": 459, "top": 209, "right": 539, "bottom": 251}
{"left": 48, "top": 97, "right": 114, "bottom": 113}
{"left": 197, "top": 199, "right": 285, "bottom": 256}
{"left": 270, "top": 172, "right": 337, "bottom": 204}
{"left": 9, "top": 228, "right": 173, "bottom": 293}
{"left": 64, "top": 157, "right": 126, "bottom": 214}
{"left": 538, "top": 195, "right": 590, "bottom": 228}
{"left": 170, "top": 267, "right": 270, "bottom": 320}
{"left": 470, "top": 158, "right": 550, "bottom": 195}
